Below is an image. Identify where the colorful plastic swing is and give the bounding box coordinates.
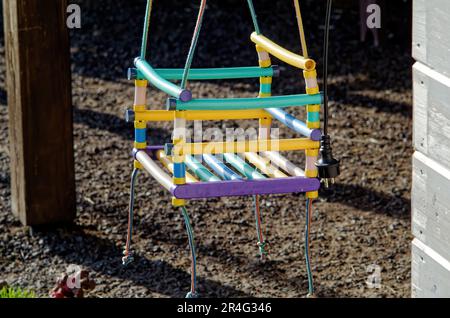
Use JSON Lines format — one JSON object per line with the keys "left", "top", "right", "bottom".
{"left": 122, "top": 0, "right": 337, "bottom": 298}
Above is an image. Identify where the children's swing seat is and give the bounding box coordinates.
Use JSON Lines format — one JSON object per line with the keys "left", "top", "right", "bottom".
{"left": 122, "top": 0, "right": 324, "bottom": 298}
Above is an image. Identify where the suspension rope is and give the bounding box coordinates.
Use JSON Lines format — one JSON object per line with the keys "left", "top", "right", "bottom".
{"left": 140, "top": 0, "right": 154, "bottom": 60}
{"left": 181, "top": 206, "right": 198, "bottom": 298}
{"left": 246, "top": 0, "right": 261, "bottom": 35}
{"left": 253, "top": 195, "right": 268, "bottom": 258}
{"left": 305, "top": 198, "right": 315, "bottom": 296}
{"left": 293, "top": 0, "right": 309, "bottom": 58}
{"left": 323, "top": 0, "right": 333, "bottom": 136}
{"left": 123, "top": 168, "right": 139, "bottom": 266}
{"left": 181, "top": 0, "right": 208, "bottom": 89}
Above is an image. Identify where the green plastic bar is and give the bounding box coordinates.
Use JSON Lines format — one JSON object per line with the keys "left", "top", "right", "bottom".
{"left": 134, "top": 58, "right": 192, "bottom": 102}
{"left": 168, "top": 93, "right": 322, "bottom": 111}
{"left": 223, "top": 154, "right": 266, "bottom": 180}
{"left": 185, "top": 155, "right": 221, "bottom": 182}
{"left": 155, "top": 66, "right": 277, "bottom": 81}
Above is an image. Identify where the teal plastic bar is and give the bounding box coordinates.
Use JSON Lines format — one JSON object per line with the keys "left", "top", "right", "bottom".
{"left": 134, "top": 57, "right": 192, "bottom": 102}
{"left": 155, "top": 66, "right": 277, "bottom": 81}
{"left": 168, "top": 93, "right": 322, "bottom": 111}
{"left": 185, "top": 155, "right": 221, "bottom": 182}
{"left": 223, "top": 154, "right": 266, "bottom": 180}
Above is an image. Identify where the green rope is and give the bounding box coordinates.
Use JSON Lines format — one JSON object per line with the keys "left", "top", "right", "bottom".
{"left": 140, "top": 0, "right": 154, "bottom": 59}
{"left": 123, "top": 168, "right": 139, "bottom": 266}
{"left": 181, "top": 0, "right": 208, "bottom": 89}
{"left": 258, "top": 241, "right": 269, "bottom": 256}
{"left": 305, "top": 199, "right": 314, "bottom": 296}
{"left": 181, "top": 206, "right": 198, "bottom": 297}
{"left": 246, "top": 0, "right": 261, "bottom": 34}
{"left": 253, "top": 195, "right": 268, "bottom": 257}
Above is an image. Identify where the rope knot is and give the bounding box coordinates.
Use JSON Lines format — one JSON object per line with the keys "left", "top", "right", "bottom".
{"left": 122, "top": 250, "right": 134, "bottom": 266}
{"left": 257, "top": 241, "right": 269, "bottom": 256}
{"left": 186, "top": 291, "right": 199, "bottom": 298}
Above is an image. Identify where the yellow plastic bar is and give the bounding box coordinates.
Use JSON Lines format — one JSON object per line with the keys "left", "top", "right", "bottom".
{"left": 244, "top": 152, "right": 288, "bottom": 178}
{"left": 134, "top": 109, "right": 271, "bottom": 122}
{"left": 156, "top": 150, "right": 198, "bottom": 183}
{"left": 175, "top": 138, "right": 319, "bottom": 156}
{"left": 250, "top": 32, "right": 316, "bottom": 70}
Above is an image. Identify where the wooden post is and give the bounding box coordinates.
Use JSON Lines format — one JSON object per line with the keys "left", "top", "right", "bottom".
{"left": 3, "top": 0, "right": 76, "bottom": 226}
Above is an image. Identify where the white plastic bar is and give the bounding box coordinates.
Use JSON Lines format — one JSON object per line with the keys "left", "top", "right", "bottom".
{"left": 136, "top": 151, "right": 174, "bottom": 191}
{"left": 262, "top": 151, "right": 305, "bottom": 177}
{"left": 134, "top": 84, "right": 147, "bottom": 106}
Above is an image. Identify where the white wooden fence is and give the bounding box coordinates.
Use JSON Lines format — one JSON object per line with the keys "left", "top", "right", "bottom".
{"left": 412, "top": 0, "right": 450, "bottom": 298}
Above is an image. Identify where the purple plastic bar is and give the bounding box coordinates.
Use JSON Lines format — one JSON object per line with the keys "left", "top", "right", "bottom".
{"left": 146, "top": 145, "right": 164, "bottom": 153}
{"left": 170, "top": 176, "right": 320, "bottom": 199}
{"left": 144, "top": 145, "right": 165, "bottom": 159}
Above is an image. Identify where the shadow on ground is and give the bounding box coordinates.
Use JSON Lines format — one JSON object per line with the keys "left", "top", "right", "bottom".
{"left": 35, "top": 226, "right": 251, "bottom": 298}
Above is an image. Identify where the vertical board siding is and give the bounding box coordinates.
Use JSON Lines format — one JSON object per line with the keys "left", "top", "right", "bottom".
{"left": 413, "top": 63, "right": 450, "bottom": 170}
{"left": 412, "top": 239, "right": 450, "bottom": 298}
{"left": 412, "top": 0, "right": 450, "bottom": 297}
{"left": 413, "top": 0, "right": 450, "bottom": 77}
{"left": 412, "top": 152, "right": 450, "bottom": 263}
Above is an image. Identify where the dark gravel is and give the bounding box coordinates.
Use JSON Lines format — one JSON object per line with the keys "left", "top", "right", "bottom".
{"left": 0, "top": 0, "right": 412, "bottom": 298}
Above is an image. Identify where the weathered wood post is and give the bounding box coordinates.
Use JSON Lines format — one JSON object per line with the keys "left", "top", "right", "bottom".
{"left": 412, "top": 0, "right": 450, "bottom": 297}
{"left": 3, "top": 0, "right": 76, "bottom": 226}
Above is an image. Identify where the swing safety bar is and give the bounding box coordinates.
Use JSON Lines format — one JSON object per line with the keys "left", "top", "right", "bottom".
{"left": 155, "top": 66, "right": 279, "bottom": 81}
{"left": 134, "top": 57, "right": 192, "bottom": 102}
{"left": 250, "top": 33, "right": 316, "bottom": 70}
{"left": 167, "top": 93, "right": 323, "bottom": 111}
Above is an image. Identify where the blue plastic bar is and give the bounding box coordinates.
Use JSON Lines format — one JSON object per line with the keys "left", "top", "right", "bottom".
{"left": 223, "top": 154, "right": 266, "bottom": 180}
{"left": 155, "top": 66, "right": 277, "bottom": 81}
{"left": 173, "top": 162, "right": 186, "bottom": 179}
{"left": 185, "top": 155, "right": 221, "bottom": 182}
{"left": 135, "top": 128, "right": 147, "bottom": 143}
{"left": 134, "top": 57, "right": 192, "bottom": 102}
{"left": 168, "top": 93, "right": 323, "bottom": 111}
{"left": 203, "top": 154, "right": 243, "bottom": 180}
{"left": 265, "top": 108, "right": 322, "bottom": 141}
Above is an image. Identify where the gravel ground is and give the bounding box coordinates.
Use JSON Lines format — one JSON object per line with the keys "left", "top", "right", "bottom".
{"left": 0, "top": 0, "right": 413, "bottom": 298}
